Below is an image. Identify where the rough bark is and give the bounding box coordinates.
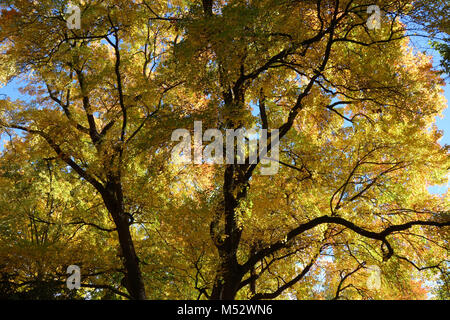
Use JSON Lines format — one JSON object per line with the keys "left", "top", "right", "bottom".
{"left": 100, "top": 180, "right": 146, "bottom": 300}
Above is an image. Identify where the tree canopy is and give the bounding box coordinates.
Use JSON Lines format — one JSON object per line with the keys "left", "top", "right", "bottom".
{"left": 0, "top": 0, "right": 448, "bottom": 300}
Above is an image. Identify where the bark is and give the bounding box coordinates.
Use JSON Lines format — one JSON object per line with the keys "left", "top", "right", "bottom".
{"left": 210, "top": 165, "right": 247, "bottom": 300}
{"left": 100, "top": 180, "right": 146, "bottom": 300}
{"left": 210, "top": 261, "right": 243, "bottom": 300}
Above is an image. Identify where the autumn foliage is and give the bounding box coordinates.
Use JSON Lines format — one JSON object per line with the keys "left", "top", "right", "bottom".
{"left": 0, "top": 0, "right": 448, "bottom": 300}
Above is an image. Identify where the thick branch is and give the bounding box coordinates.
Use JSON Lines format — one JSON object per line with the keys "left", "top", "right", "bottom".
{"left": 1, "top": 123, "right": 105, "bottom": 193}
{"left": 242, "top": 216, "right": 450, "bottom": 273}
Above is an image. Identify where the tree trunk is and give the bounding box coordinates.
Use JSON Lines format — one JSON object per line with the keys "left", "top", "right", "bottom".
{"left": 210, "top": 165, "right": 246, "bottom": 300}
{"left": 210, "top": 258, "right": 243, "bottom": 300}
{"left": 113, "top": 214, "right": 146, "bottom": 300}
{"left": 100, "top": 182, "right": 146, "bottom": 300}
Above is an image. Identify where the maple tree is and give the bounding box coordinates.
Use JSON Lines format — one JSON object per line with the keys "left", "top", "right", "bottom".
{"left": 0, "top": 0, "right": 449, "bottom": 300}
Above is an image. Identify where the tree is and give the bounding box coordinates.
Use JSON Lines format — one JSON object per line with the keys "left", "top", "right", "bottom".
{"left": 167, "top": 0, "right": 449, "bottom": 299}
{"left": 407, "top": 0, "right": 450, "bottom": 77}
{"left": 0, "top": 0, "right": 184, "bottom": 299}
{"left": 0, "top": 136, "right": 129, "bottom": 299}
{"left": 0, "top": 0, "right": 448, "bottom": 300}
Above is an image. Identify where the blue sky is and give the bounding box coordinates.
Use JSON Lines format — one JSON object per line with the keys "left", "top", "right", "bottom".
{"left": 413, "top": 37, "right": 450, "bottom": 194}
